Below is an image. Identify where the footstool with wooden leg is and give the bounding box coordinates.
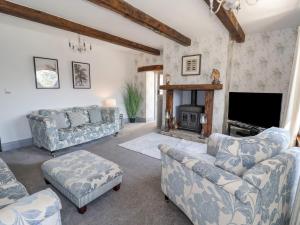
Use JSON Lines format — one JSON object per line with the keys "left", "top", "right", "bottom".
{"left": 41, "top": 150, "right": 123, "bottom": 214}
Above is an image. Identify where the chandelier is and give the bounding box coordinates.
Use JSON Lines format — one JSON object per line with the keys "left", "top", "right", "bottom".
{"left": 69, "top": 35, "right": 92, "bottom": 53}
{"left": 209, "top": 0, "right": 258, "bottom": 14}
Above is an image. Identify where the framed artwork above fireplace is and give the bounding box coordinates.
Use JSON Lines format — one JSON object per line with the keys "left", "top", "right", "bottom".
{"left": 182, "top": 54, "right": 201, "bottom": 76}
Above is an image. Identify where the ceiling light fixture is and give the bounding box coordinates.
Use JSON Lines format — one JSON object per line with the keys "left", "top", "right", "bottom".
{"left": 69, "top": 35, "right": 92, "bottom": 53}
{"left": 209, "top": 0, "right": 258, "bottom": 14}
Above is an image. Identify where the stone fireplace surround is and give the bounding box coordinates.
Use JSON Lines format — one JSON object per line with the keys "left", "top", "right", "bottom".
{"left": 160, "top": 84, "right": 223, "bottom": 137}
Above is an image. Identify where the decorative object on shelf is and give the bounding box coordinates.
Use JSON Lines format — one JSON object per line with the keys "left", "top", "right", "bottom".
{"left": 211, "top": 69, "right": 221, "bottom": 84}
{"left": 209, "top": 0, "right": 259, "bottom": 14}
{"left": 200, "top": 113, "right": 207, "bottom": 138}
{"left": 165, "top": 74, "right": 171, "bottom": 85}
{"left": 33, "top": 57, "right": 60, "bottom": 89}
{"left": 72, "top": 61, "right": 91, "bottom": 89}
{"left": 69, "top": 35, "right": 92, "bottom": 53}
{"left": 123, "top": 83, "right": 143, "bottom": 123}
{"left": 182, "top": 54, "right": 201, "bottom": 76}
{"left": 103, "top": 98, "right": 117, "bottom": 107}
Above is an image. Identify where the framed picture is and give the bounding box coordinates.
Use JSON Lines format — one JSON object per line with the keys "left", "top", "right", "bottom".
{"left": 72, "top": 61, "right": 91, "bottom": 89}
{"left": 182, "top": 54, "right": 201, "bottom": 76}
{"left": 33, "top": 57, "right": 60, "bottom": 89}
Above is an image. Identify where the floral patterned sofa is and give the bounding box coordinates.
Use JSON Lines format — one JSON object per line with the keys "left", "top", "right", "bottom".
{"left": 27, "top": 105, "right": 120, "bottom": 153}
{"left": 0, "top": 157, "right": 62, "bottom": 225}
{"left": 159, "top": 127, "right": 300, "bottom": 225}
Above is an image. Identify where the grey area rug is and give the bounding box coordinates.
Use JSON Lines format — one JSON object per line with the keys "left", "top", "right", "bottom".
{"left": 0, "top": 123, "right": 193, "bottom": 225}
{"left": 119, "top": 132, "right": 207, "bottom": 159}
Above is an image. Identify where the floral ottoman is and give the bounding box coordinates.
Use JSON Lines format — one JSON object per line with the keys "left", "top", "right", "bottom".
{"left": 41, "top": 150, "right": 123, "bottom": 214}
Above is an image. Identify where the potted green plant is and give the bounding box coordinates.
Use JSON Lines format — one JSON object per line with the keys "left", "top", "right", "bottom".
{"left": 123, "top": 83, "right": 143, "bottom": 123}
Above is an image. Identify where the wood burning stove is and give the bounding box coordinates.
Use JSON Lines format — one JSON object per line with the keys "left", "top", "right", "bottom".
{"left": 177, "top": 90, "right": 204, "bottom": 132}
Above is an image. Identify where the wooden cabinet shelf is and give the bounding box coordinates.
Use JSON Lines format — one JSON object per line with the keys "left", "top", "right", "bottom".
{"left": 297, "top": 135, "right": 300, "bottom": 147}
{"left": 159, "top": 84, "right": 223, "bottom": 91}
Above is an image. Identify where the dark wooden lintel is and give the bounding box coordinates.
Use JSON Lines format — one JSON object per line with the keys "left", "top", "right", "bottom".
{"left": 202, "top": 0, "right": 245, "bottom": 43}
{"left": 160, "top": 84, "right": 223, "bottom": 91}
{"left": 137, "top": 65, "right": 163, "bottom": 72}
{"left": 88, "top": 0, "right": 191, "bottom": 46}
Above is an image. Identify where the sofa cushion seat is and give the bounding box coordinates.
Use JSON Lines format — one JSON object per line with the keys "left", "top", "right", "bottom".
{"left": 58, "top": 125, "right": 90, "bottom": 141}
{"left": 0, "top": 180, "right": 28, "bottom": 209}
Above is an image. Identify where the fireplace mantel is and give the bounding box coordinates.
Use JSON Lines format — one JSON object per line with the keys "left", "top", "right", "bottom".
{"left": 160, "top": 83, "right": 223, "bottom": 137}
{"left": 159, "top": 84, "right": 223, "bottom": 91}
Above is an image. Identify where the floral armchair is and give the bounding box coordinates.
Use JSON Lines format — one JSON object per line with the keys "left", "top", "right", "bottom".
{"left": 159, "top": 127, "right": 300, "bottom": 225}
{"left": 0, "top": 157, "right": 62, "bottom": 225}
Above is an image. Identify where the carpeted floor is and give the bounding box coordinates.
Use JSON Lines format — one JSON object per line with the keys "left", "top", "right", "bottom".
{"left": 0, "top": 123, "right": 192, "bottom": 225}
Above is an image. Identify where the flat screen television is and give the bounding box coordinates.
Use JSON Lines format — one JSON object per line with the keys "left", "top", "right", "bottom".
{"left": 228, "top": 92, "right": 282, "bottom": 128}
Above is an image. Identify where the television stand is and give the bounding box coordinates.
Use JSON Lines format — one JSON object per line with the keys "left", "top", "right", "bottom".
{"left": 227, "top": 120, "right": 265, "bottom": 137}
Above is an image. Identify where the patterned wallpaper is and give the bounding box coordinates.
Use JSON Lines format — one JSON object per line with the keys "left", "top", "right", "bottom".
{"left": 162, "top": 34, "right": 230, "bottom": 133}
{"left": 230, "top": 28, "right": 298, "bottom": 123}
{"left": 132, "top": 27, "right": 298, "bottom": 132}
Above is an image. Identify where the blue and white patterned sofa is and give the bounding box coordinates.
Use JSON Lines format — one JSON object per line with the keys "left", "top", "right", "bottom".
{"left": 27, "top": 105, "right": 120, "bottom": 152}
{"left": 159, "top": 127, "right": 300, "bottom": 225}
{"left": 0, "top": 157, "right": 62, "bottom": 225}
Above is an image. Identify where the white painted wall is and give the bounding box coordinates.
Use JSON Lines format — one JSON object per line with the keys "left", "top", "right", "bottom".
{"left": 0, "top": 15, "right": 136, "bottom": 144}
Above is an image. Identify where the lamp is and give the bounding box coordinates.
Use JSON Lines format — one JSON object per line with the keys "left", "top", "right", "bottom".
{"left": 103, "top": 98, "right": 117, "bottom": 107}
{"left": 200, "top": 113, "right": 207, "bottom": 138}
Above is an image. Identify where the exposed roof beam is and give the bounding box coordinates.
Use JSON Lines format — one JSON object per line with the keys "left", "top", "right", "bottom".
{"left": 0, "top": 0, "right": 160, "bottom": 55}
{"left": 203, "top": 0, "right": 245, "bottom": 43}
{"left": 87, "top": 0, "right": 191, "bottom": 46}
{"left": 137, "top": 65, "right": 163, "bottom": 72}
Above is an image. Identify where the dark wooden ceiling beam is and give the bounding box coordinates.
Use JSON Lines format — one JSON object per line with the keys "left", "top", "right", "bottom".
{"left": 137, "top": 65, "right": 163, "bottom": 72}
{"left": 203, "top": 0, "right": 245, "bottom": 43}
{"left": 87, "top": 0, "right": 191, "bottom": 46}
{"left": 0, "top": 0, "right": 160, "bottom": 55}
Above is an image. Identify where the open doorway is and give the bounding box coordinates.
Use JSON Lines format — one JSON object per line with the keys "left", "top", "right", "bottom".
{"left": 145, "top": 71, "right": 163, "bottom": 128}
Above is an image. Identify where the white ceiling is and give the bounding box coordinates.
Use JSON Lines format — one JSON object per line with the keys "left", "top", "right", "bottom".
{"left": 6, "top": 0, "right": 300, "bottom": 52}
{"left": 237, "top": 0, "right": 300, "bottom": 32}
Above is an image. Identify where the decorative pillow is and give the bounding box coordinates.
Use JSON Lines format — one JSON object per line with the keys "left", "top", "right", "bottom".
{"left": 72, "top": 107, "right": 90, "bottom": 124}
{"left": 67, "top": 112, "right": 87, "bottom": 127}
{"left": 50, "top": 112, "right": 69, "bottom": 129}
{"left": 39, "top": 109, "right": 71, "bottom": 127}
{"left": 88, "top": 108, "right": 102, "bottom": 124}
{"left": 214, "top": 127, "right": 290, "bottom": 176}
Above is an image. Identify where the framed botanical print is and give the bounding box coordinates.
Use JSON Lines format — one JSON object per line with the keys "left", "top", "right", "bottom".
{"left": 182, "top": 54, "right": 201, "bottom": 76}
{"left": 33, "top": 57, "right": 60, "bottom": 89}
{"left": 72, "top": 61, "right": 91, "bottom": 89}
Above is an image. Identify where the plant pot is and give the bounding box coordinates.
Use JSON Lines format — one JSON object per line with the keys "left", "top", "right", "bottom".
{"left": 129, "top": 118, "right": 136, "bottom": 123}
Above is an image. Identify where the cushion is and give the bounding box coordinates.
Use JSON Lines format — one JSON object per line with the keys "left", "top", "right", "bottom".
{"left": 67, "top": 111, "right": 87, "bottom": 127}
{"left": 39, "top": 109, "right": 71, "bottom": 127}
{"left": 214, "top": 127, "right": 290, "bottom": 176}
{"left": 50, "top": 112, "right": 69, "bottom": 129}
{"left": 88, "top": 108, "right": 102, "bottom": 123}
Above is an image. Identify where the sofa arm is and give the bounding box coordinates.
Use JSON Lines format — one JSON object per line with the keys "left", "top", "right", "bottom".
{"left": 101, "top": 107, "right": 120, "bottom": 128}
{"left": 27, "top": 114, "right": 59, "bottom": 150}
{"left": 159, "top": 144, "right": 259, "bottom": 204}
{"left": 243, "top": 153, "right": 295, "bottom": 191}
{"left": 0, "top": 189, "right": 62, "bottom": 225}
{"left": 207, "top": 133, "right": 229, "bottom": 156}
